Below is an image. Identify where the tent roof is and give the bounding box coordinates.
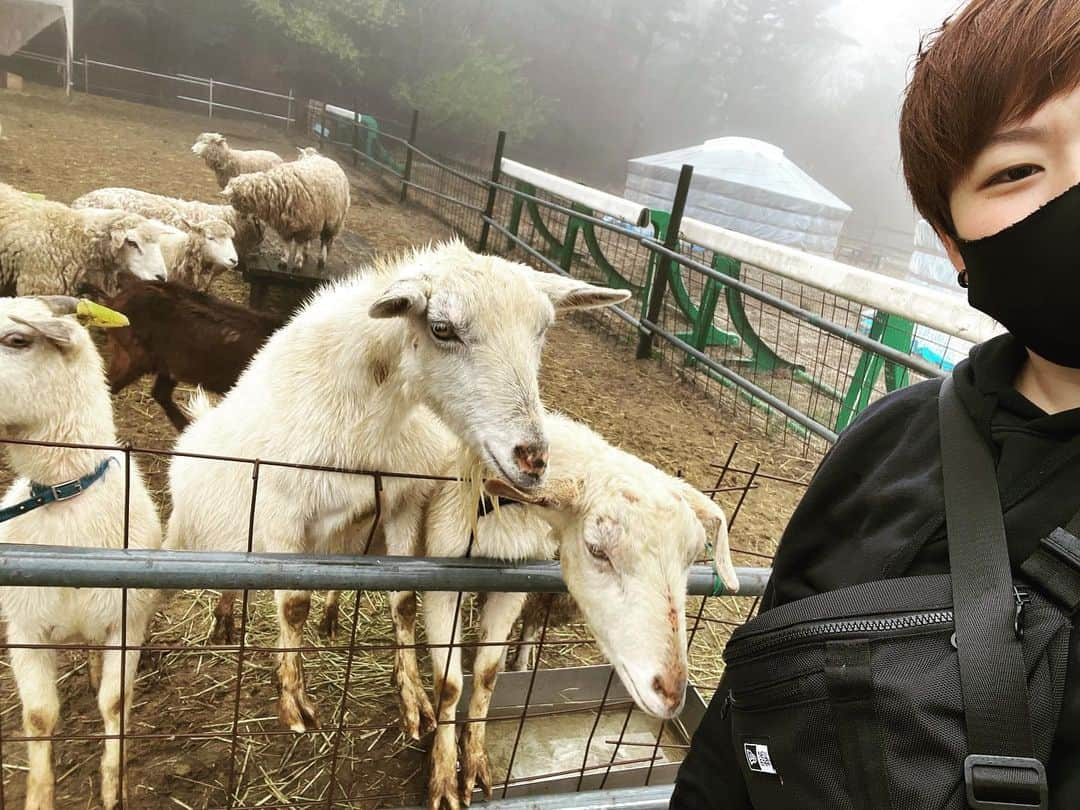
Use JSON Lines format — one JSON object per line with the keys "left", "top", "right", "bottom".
{"left": 629, "top": 136, "right": 851, "bottom": 214}
{"left": 0, "top": 0, "right": 72, "bottom": 58}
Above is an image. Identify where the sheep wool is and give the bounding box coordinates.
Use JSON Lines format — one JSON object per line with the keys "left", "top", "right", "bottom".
{"left": 72, "top": 187, "right": 263, "bottom": 257}
{"left": 0, "top": 182, "right": 167, "bottom": 296}
{"left": 222, "top": 152, "right": 350, "bottom": 270}
{"left": 191, "top": 132, "right": 284, "bottom": 189}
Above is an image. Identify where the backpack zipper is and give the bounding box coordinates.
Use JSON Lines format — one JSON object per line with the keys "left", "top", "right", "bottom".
{"left": 728, "top": 589, "right": 1032, "bottom": 664}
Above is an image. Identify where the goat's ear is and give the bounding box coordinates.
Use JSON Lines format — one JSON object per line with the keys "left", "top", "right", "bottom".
{"left": 369, "top": 277, "right": 429, "bottom": 319}
{"left": 483, "top": 476, "right": 583, "bottom": 513}
{"left": 675, "top": 483, "right": 739, "bottom": 594}
{"left": 109, "top": 227, "right": 127, "bottom": 251}
{"left": 9, "top": 316, "right": 76, "bottom": 352}
{"left": 523, "top": 271, "right": 631, "bottom": 312}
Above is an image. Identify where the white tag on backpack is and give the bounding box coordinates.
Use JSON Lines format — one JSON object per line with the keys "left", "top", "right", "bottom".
{"left": 744, "top": 742, "right": 778, "bottom": 775}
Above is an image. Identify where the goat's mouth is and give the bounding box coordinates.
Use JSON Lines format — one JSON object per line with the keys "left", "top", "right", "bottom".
{"left": 482, "top": 442, "right": 541, "bottom": 491}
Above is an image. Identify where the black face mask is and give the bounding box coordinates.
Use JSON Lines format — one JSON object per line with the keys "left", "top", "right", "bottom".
{"left": 958, "top": 180, "right": 1080, "bottom": 367}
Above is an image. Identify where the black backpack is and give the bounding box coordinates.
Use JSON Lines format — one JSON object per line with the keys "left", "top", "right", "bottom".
{"left": 720, "top": 377, "right": 1077, "bottom": 809}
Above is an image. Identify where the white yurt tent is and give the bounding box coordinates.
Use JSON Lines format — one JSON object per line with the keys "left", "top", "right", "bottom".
{"left": 906, "top": 218, "right": 973, "bottom": 371}
{"left": 624, "top": 137, "right": 852, "bottom": 256}
{"left": 0, "top": 0, "right": 73, "bottom": 92}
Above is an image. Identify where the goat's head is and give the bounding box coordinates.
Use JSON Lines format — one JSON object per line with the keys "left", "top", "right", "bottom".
{"left": 191, "top": 132, "right": 225, "bottom": 158}
{"left": 296, "top": 146, "right": 320, "bottom": 159}
{"left": 486, "top": 455, "right": 738, "bottom": 719}
{"left": 0, "top": 296, "right": 125, "bottom": 433}
{"left": 187, "top": 218, "right": 238, "bottom": 286}
{"left": 369, "top": 241, "right": 629, "bottom": 490}
{"left": 102, "top": 214, "right": 168, "bottom": 284}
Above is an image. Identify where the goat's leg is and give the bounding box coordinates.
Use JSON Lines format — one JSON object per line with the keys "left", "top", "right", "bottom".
{"left": 97, "top": 625, "right": 142, "bottom": 810}
{"left": 391, "top": 590, "right": 436, "bottom": 739}
{"left": 317, "top": 590, "right": 340, "bottom": 639}
{"left": 211, "top": 590, "right": 239, "bottom": 644}
{"left": 88, "top": 649, "right": 103, "bottom": 691}
{"left": 275, "top": 588, "right": 318, "bottom": 731}
{"left": 10, "top": 642, "right": 59, "bottom": 810}
{"left": 460, "top": 591, "right": 527, "bottom": 804}
{"left": 512, "top": 607, "right": 544, "bottom": 672}
{"left": 151, "top": 374, "right": 189, "bottom": 431}
{"left": 425, "top": 590, "right": 465, "bottom": 810}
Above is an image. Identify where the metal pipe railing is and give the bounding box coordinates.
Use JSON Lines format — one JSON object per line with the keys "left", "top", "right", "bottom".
{"left": 403, "top": 784, "right": 674, "bottom": 810}
{"left": 0, "top": 545, "right": 770, "bottom": 595}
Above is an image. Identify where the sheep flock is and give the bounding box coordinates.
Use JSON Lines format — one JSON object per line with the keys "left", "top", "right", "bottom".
{"left": 0, "top": 126, "right": 737, "bottom": 810}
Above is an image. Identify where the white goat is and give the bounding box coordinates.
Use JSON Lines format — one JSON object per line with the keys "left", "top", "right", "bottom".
{"left": 389, "top": 413, "right": 738, "bottom": 810}
{"left": 0, "top": 296, "right": 163, "bottom": 810}
{"left": 191, "top": 132, "right": 284, "bottom": 189}
{"left": 166, "top": 241, "right": 628, "bottom": 731}
{"left": 0, "top": 183, "right": 168, "bottom": 296}
{"left": 72, "top": 187, "right": 264, "bottom": 260}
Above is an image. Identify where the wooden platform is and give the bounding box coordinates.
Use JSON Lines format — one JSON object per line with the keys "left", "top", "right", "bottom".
{"left": 241, "top": 252, "right": 352, "bottom": 309}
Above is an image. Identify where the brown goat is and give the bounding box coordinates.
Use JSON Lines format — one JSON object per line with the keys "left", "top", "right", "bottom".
{"left": 80, "top": 276, "right": 285, "bottom": 430}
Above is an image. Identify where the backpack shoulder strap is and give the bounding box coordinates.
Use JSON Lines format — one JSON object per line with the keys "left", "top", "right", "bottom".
{"left": 939, "top": 376, "right": 1048, "bottom": 808}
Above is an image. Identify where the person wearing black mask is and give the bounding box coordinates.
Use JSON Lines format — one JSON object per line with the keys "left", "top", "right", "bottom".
{"left": 671, "top": 0, "right": 1080, "bottom": 806}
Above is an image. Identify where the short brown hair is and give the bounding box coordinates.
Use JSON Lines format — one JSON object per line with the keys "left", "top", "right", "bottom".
{"left": 899, "top": 0, "right": 1080, "bottom": 236}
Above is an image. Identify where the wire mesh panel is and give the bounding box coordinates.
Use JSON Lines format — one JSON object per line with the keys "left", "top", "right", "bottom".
{"left": 0, "top": 436, "right": 781, "bottom": 809}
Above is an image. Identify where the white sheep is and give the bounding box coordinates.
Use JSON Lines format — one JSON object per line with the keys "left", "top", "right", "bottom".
{"left": 0, "top": 183, "right": 169, "bottom": 296}
{"left": 72, "top": 187, "right": 264, "bottom": 258}
{"left": 0, "top": 296, "right": 163, "bottom": 810}
{"left": 166, "top": 240, "right": 628, "bottom": 731}
{"left": 390, "top": 412, "right": 738, "bottom": 810}
{"left": 191, "top": 132, "right": 284, "bottom": 189}
{"left": 222, "top": 151, "right": 350, "bottom": 270}
{"left": 155, "top": 219, "right": 238, "bottom": 290}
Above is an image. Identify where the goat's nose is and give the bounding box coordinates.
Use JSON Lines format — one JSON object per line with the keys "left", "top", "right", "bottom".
{"left": 512, "top": 443, "right": 548, "bottom": 478}
{"left": 651, "top": 670, "right": 686, "bottom": 713}
{"left": 228, "top": 258, "right": 238, "bottom": 268}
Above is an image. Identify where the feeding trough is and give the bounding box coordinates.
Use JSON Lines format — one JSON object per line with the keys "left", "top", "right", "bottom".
{"left": 461, "top": 664, "right": 707, "bottom": 798}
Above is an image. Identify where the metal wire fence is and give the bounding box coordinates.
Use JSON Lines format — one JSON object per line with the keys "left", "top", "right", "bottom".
{"left": 309, "top": 102, "right": 978, "bottom": 459}
{"left": 0, "top": 433, "right": 783, "bottom": 809}
{"left": 1, "top": 51, "right": 296, "bottom": 129}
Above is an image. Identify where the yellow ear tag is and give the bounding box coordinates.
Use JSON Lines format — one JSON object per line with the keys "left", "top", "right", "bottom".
{"left": 76, "top": 300, "right": 129, "bottom": 328}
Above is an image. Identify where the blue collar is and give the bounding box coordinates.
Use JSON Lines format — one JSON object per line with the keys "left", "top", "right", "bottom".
{"left": 0, "top": 458, "right": 116, "bottom": 524}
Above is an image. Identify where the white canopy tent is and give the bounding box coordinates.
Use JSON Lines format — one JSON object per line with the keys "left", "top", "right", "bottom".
{"left": 625, "top": 137, "right": 852, "bottom": 257}
{"left": 0, "top": 0, "right": 73, "bottom": 93}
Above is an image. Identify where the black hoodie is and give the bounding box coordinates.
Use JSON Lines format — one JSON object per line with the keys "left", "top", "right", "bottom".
{"left": 671, "top": 334, "right": 1080, "bottom": 808}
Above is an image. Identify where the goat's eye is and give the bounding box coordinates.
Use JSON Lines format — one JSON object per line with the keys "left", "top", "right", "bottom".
{"left": 586, "top": 542, "right": 610, "bottom": 563}
{"left": 125, "top": 238, "right": 141, "bottom": 252}
{"left": 429, "top": 321, "right": 458, "bottom": 342}
{"left": 1, "top": 333, "right": 31, "bottom": 349}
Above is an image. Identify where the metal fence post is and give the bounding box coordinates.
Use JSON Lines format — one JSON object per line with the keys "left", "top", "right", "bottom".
{"left": 352, "top": 102, "right": 361, "bottom": 168}
{"left": 319, "top": 104, "right": 328, "bottom": 150}
{"left": 208, "top": 77, "right": 214, "bottom": 119}
{"left": 83, "top": 56, "right": 89, "bottom": 94}
{"left": 286, "top": 89, "right": 294, "bottom": 132}
{"left": 636, "top": 163, "right": 693, "bottom": 360}
{"left": 478, "top": 130, "right": 507, "bottom": 254}
{"left": 400, "top": 109, "right": 420, "bottom": 203}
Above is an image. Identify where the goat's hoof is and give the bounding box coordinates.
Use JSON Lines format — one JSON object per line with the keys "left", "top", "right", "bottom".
{"left": 461, "top": 736, "right": 493, "bottom": 802}
{"left": 278, "top": 690, "right": 319, "bottom": 733}
{"left": 427, "top": 764, "right": 460, "bottom": 810}
{"left": 317, "top": 607, "right": 339, "bottom": 639}
{"left": 210, "top": 615, "right": 235, "bottom": 646}
{"left": 396, "top": 675, "right": 437, "bottom": 739}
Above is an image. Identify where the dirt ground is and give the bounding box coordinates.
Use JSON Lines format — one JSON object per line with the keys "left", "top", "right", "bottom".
{"left": 0, "top": 85, "right": 814, "bottom": 807}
